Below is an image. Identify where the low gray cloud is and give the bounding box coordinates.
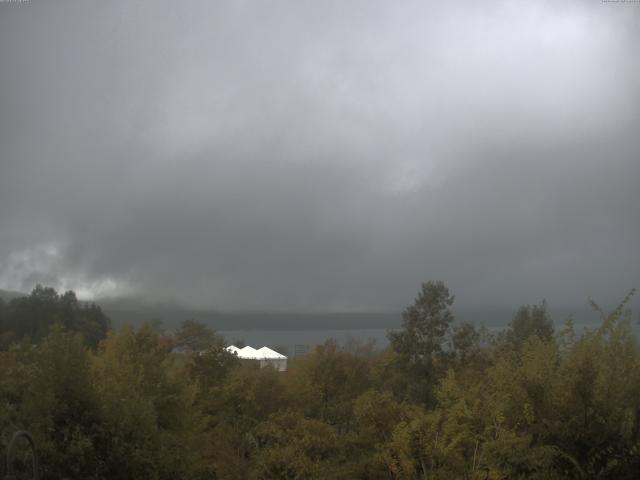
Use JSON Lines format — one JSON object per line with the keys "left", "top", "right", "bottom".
{"left": 1, "top": 0, "right": 638, "bottom": 312}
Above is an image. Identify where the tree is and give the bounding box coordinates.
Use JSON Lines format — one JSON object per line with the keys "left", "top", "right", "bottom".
{"left": 92, "top": 324, "right": 201, "bottom": 480}
{"left": 253, "top": 411, "right": 342, "bottom": 480}
{"left": 0, "top": 285, "right": 109, "bottom": 348}
{"left": 388, "top": 281, "right": 455, "bottom": 405}
{"left": 449, "top": 321, "right": 486, "bottom": 366}
{"left": 12, "top": 326, "right": 102, "bottom": 479}
{"left": 502, "top": 300, "right": 554, "bottom": 348}
{"left": 187, "top": 342, "right": 238, "bottom": 394}
{"left": 201, "top": 363, "right": 290, "bottom": 479}
{"left": 286, "top": 339, "right": 371, "bottom": 428}
{"left": 174, "top": 319, "right": 218, "bottom": 353}
{"left": 174, "top": 319, "right": 237, "bottom": 393}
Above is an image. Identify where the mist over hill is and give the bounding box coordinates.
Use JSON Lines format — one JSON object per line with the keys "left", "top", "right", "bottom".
{"left": 0, "top": 289, "right": 25, "bottom": 302}
{"left": 96, "top": 296, "right": 608, "bottom": 332}
{"left": 2, "top": 287, "right": 630, "bottom": 334}
{"left": 96, "top": 296, "right": 403, "bottom": 330}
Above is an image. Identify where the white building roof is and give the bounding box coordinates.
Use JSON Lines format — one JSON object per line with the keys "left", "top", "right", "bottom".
{"left": 238, "top": 346, "right": 259, "bottom": 358}
{"left": 226, "top": 345, "right": 287, "bottom": 360}
{"left": 255, "top": 346, "right": 287, "bottom": 359}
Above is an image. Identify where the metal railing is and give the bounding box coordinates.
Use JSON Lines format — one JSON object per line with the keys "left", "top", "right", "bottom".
{"left": 4, "top": 431, "right": 38, "bottom": 480}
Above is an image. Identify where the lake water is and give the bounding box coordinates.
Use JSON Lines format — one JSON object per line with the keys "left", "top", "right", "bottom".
{"left": 219, "top": 329, "right": 391, "bottom": 356}
{"left": 220, "top": 320, "right": 626, "bottom": 357}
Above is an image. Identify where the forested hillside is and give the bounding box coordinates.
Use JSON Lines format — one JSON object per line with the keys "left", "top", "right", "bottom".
{"left": 1, "top": 283, "right": 638, "bottom": 479}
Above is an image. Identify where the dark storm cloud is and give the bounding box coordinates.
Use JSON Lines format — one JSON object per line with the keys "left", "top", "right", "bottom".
{"left": 1, "top": 0, "right": 638, "bottom": 312}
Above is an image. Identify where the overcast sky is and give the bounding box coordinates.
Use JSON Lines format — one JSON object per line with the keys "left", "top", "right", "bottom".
{"left": 0, "top": 0, "right": 638, "bottom": 312}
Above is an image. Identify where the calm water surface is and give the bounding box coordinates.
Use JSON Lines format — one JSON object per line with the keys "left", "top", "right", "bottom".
{"left": 220, "top": 321, "right": 621, "bottom": 357}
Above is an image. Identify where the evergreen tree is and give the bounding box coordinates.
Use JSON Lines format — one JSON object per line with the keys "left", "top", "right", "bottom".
{"left": 388, "top": 281, "right": 455, "bottom": 405}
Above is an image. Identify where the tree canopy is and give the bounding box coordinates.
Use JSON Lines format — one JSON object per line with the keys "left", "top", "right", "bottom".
{"left": 1, "top": 283, "right": 639, "bottom": 479}
{"left": 0, "top": 285, "right": 110, "bottom": 348}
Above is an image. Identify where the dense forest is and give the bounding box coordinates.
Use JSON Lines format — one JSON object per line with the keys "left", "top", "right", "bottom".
{"left": 1, "top": 282, "right": 639, "bottom": 479}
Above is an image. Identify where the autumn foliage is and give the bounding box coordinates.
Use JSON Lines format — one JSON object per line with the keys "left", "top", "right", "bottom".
{"left": 1, "top": 283, "right": 639, "bottom": 479}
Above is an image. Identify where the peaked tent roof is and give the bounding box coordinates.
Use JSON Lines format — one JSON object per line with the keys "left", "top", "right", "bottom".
{"left": 255, "top": 346, "right": 287, "bottom": 359}
{"left": 237, "top": 346, "right": 259, "bottom": 358}
{"left": 226, "top": 345, "right": 287, "bottom": 360}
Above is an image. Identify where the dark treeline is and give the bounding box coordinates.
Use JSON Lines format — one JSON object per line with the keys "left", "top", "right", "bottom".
{"left": 1, "top": 282, "right": 639, "bottom": 479}
{"left": 100, "top": 304, "right": 404, "bottom": 331}
{"left": 0, "top": 285, "right": 110, "bottom": 348}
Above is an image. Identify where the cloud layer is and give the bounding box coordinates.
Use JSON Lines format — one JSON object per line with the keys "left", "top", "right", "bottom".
{"left": 1, "top": 0, "right": 639, "bottom": 312}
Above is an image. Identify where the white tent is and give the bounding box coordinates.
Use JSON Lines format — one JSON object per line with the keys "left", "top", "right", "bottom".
{"left": 237, "top": 346, "right": 259, "bottom": 358}
{"left": 255, "top": 346, "right": 286, "bottom": 360}
{"left": 226, "top": 345, "right": 288, "bottom": 371}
